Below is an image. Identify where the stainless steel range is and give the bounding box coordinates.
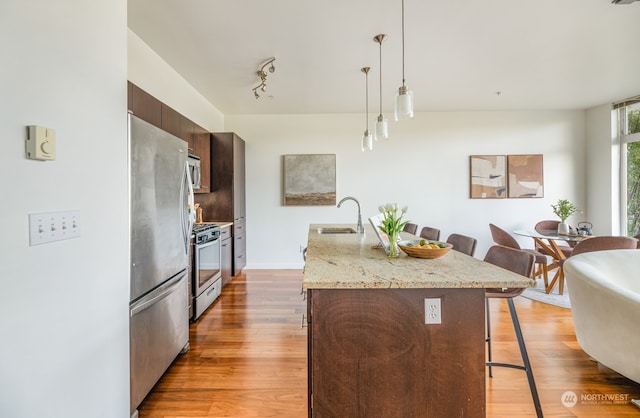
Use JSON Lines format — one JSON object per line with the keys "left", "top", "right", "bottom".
{"left": 191, "top": 224, "right": 222, "bottom": 321}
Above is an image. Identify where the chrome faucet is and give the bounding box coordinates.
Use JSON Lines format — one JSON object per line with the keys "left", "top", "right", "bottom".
{"left": 337, "top": 196, "right": 364, "bottom": 233}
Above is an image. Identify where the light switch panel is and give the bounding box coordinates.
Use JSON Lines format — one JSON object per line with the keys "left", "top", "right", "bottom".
{"left": 29, "top": 210, "right": 81, "bottom": 246}
{"left": 26, "top": 125, "right": 56, "bottom": 161}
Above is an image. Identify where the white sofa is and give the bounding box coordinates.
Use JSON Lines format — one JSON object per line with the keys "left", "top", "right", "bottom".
{"left": 564, "top": 249, "right": 640, "bottom": 384}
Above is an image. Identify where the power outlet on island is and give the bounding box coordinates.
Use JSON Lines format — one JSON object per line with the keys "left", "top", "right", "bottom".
{"left": 425, "top": 298, "right": 442, "bottom": 324}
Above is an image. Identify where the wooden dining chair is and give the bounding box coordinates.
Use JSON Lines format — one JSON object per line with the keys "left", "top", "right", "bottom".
{"left": 484, "top": 245, "right": 542, "bottom": 418}
{"left": 402, "top": 222, "right": 418, "bottom": 235}
{"left": 489, "top": 223, "right": 549, "bottom": 287}
{"left": 445, "top": 233, "right": 477, "bottom": 257}
{"left": 419, "top": 226, "right": 441, "bottom": 241}
{"left": 634, "top": 234, "right": 640, "bottom": 249}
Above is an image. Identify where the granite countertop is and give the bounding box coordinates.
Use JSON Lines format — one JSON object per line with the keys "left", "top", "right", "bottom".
{"left": 303, "top": 223, "right": 536, "bottom": 290}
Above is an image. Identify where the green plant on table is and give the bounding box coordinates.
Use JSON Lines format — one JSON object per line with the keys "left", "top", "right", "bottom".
{"left": 551, "top": 199, "right": 577, "bottom": 222}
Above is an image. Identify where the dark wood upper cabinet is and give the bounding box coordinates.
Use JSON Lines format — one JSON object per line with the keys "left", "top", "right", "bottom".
{"left": 192, "top": 123, "right": 210, "bottom": 193}
{"left": 128, "top": 81, "right": 162, "bottom": 127}
{"left": 161, "top": 104, "right": 195, "bottom": 149}
{"left": 208, "top": 133, "right": 245, "bottom": 220}
{"left": 179, "top": 115, "right": 195, "bottom": 152}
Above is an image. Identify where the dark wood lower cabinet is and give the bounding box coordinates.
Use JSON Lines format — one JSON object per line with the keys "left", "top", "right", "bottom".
{"left": 232, "top": 219, "right": 246, "bottom": 275}
{"left": 220, "top": 226, "right": 232, "bottom": 287}
{"left": 307, "top": 288, "right": 486, "bottom": 418}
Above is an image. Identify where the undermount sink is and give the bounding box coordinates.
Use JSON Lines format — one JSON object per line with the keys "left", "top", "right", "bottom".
{"left": 317, "top": 227, "right": 357, "bottom": 234}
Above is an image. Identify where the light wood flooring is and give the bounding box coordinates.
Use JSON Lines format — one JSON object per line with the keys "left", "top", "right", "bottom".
{"left": 138, "top": 270, "right": 640, "bottom": 418}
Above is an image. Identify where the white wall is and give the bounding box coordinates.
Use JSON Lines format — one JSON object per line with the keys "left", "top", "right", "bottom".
{"left": 128, "top": 29, "right": 224, "bottom": 132}
{"left": 585, "top": 104, "right": 619, "bottom": 235}
{"left": 226, "top": 111, "right": 587, "bottom": 268}
{"left": 0, "top": 1, "right": 129, "bottom": 417}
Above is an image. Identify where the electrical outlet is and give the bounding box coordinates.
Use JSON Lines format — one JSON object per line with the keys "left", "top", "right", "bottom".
{"left": 425, "top": 298, "right": 441, "bottom": 324}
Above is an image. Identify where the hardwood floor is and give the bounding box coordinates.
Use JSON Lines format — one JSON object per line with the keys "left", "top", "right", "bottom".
{"left": 138, "top": 270, "right": 640, "bottom": 418}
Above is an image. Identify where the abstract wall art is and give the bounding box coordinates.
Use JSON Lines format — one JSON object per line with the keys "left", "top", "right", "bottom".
{"left": 469, "top": 155, "right": 507, "bottom": 199}
{"left": 283, "top": 154, "right": 336, "bottom": 206}
{"left": 507, "top": 154, "right": 544, "bottom": 198}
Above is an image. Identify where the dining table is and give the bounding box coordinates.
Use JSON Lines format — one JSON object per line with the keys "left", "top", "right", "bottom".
{"left": 513, "top": 229, "right": 592, "bottom": 295}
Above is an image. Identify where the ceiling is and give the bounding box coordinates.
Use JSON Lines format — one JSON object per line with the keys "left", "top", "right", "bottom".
{"left": 128, "top": 0, "right": 640, "bottom": 115}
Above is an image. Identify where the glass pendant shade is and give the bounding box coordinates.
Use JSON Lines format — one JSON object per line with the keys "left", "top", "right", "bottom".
{"left": 395, "top": 85, "right": 414, "bottom": 121}
{"left": 375, "top": 115, "right": 389, "bottom": 140}
{"left": 362, "top": 130, "right": 373, "bottom": 151}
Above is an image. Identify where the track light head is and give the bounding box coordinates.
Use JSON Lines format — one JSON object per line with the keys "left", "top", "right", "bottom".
{"left": 251, "top": 57, "right": 277, "bottom": 99}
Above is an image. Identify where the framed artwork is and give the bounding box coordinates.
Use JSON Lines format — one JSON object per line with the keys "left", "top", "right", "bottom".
{"left": 507, "top": 154, "right": 544, "bottom": 198}
{"left": 283, "top": 154, "right": 336, "bottom": 206}
{"left": 469, "top": 155, "right": 507, "bottom": 199}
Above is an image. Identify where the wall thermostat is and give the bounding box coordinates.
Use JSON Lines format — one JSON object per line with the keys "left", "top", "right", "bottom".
{"left": 26, "top": 125, "right": 56, "bottom": 161}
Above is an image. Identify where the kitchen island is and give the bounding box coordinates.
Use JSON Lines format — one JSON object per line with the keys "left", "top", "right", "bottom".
{"left": 303, "top": 224, "right": 535, "bottom": 418}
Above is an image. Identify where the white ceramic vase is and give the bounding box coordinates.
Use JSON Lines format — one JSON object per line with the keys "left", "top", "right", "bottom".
{"left": 557, "top": 221, "right": 570, "bottom": 235}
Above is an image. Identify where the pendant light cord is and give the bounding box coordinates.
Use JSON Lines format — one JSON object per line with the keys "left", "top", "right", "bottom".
{"left": 365, "top": 71, "right": 369, "bottom": 131}
{"left": 379, "top": 40, "right": 383, "bottom": 116}
{"left": 401, "top": 0, "right": 406, "bottom": 87}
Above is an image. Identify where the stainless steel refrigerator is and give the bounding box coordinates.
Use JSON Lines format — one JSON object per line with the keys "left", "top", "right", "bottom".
{"left": 128, "top": 113, "right": 195, "bottom": 415}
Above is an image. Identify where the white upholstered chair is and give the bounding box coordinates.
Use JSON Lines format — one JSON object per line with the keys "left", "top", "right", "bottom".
{"left": 564, "top": 249, "right": 640, "bottom": 384}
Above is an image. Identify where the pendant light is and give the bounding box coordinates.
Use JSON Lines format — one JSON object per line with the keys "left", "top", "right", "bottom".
{"left": 395, "top": 0, "right": 414, "bottom": 121}
{"left": 374, "top": 34, "right": 389, "bottom": 140}
{"left": 361, "top": 67, "right": 373, "bottom": 151}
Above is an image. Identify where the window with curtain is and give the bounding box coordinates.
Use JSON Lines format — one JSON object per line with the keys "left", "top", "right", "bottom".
{"left": 617, "top": 98, "right": 640, "bottom": 236}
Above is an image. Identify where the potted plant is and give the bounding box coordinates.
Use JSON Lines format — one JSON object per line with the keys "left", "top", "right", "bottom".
{"left": 551, "top": 199, "right": 577, "bottom": 234}
{"left": 377, "top": 203, "right": 409, "bottom": 258}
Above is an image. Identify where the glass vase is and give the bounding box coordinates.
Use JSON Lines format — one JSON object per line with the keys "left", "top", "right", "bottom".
{"left": 387, "top": 232, "right": 400, "bottom": 258}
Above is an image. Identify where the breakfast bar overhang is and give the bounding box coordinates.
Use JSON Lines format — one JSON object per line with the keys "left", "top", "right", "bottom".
{"left": 303, "top": 224, "right": 535, "bottom": 418}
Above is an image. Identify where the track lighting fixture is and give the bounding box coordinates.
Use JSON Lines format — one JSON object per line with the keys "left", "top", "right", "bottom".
{"left": 252, "top": 57, "right": 276, "bottom": 99}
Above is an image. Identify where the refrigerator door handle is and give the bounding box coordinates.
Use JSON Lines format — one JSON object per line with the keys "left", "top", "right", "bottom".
{"left": 130, "top": 273, "right": 186, "bottom": 317}
{"left": 182, "top": 160, "right": 196, "bottom": 254}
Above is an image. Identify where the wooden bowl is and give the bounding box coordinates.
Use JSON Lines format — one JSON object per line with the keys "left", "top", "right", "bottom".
{"left": 398, "top": 240, "right": 453, "bottom": 259}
